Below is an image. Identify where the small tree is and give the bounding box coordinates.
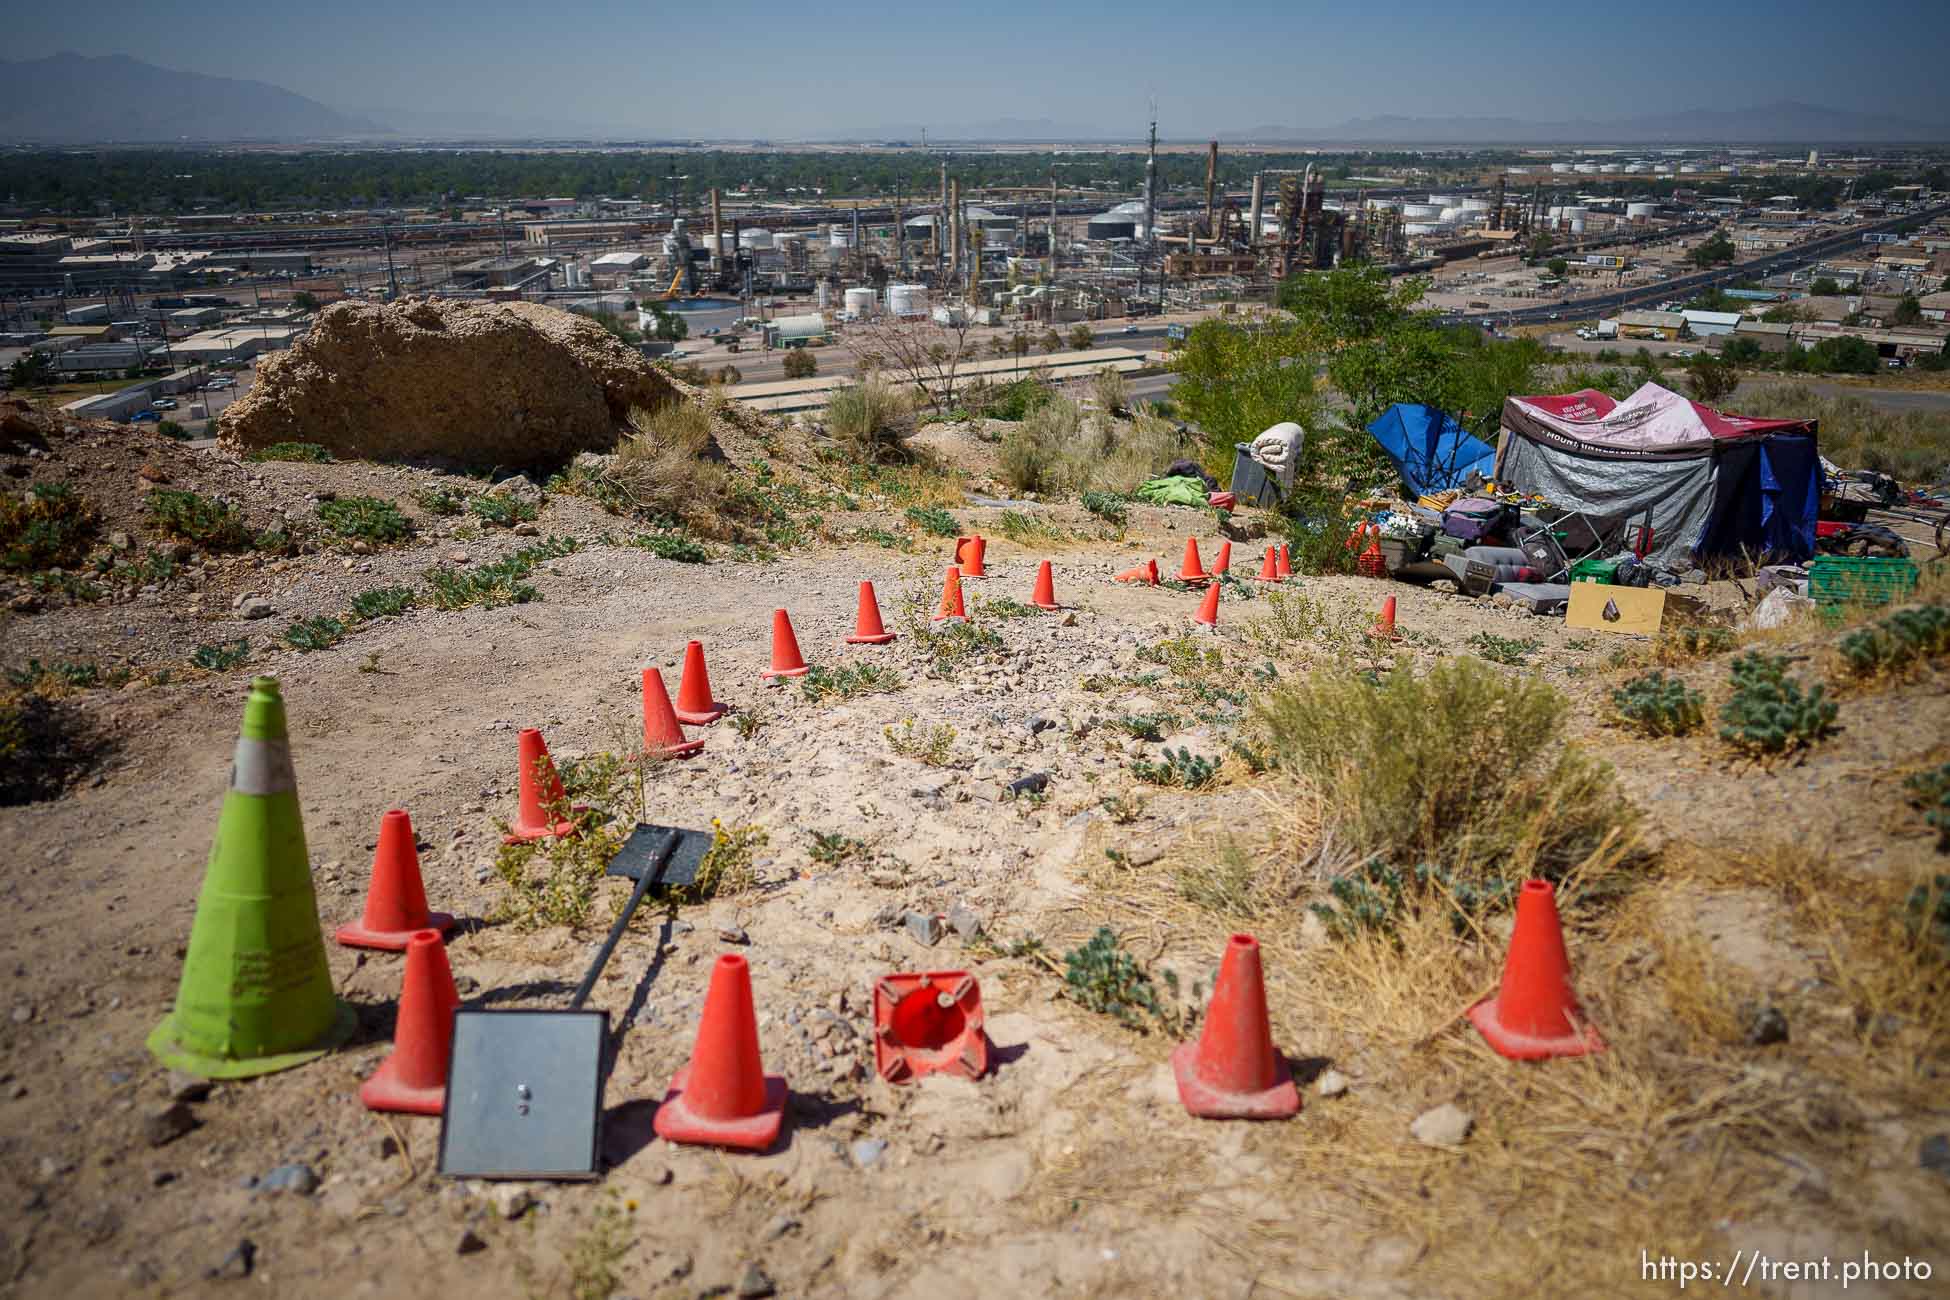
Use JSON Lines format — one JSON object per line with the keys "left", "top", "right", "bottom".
{"left": 1687, "top": 231, "right": 1736, "bottom": 270}
{"left": 8, "top": 351, "right": 55, "bottom": 390}
{"left": 1039, "top": 328, "right": 1063, "bottom": 354}
{"left": 1528, "top": 233, "right": 1554, "bottom": 260}
{"left": 781, "top": 348, "right": 818, "bottom": 379}
{"left": 1810, "top": 277, "right": 1841, "bottom": 296}
{"left": 1685, "top": 353, "right": 1738, "bottom": 404}
{"left": 644, "top": 300, "right": 688, "bottom": 342}
{"left": 849, "top": 311, "right": 982, "bottom": 413}
{"left": 1067, "top": 323, "right": 1094, "bottom": 350}
{"left": 1891, "top": 294, "right": 1924, "bottom": 327}
{"left": 291, "top": 291, "right": 320, "bottom": 312}
{"left": 1546, "top": 258, "right": 1569, "bottom": 278}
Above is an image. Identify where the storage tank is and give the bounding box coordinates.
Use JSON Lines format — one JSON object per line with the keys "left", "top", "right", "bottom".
{"left": 1599, "top": 164, "right": 1621, "bottom": 174}
{"left": 1626, "top": 202, "right": 1658, "bottom": 220}
{"left": 1439, "top": 207, "right": 1466, "bottom": 223}
{"left": 1569, "top": 218, "right": 1586, "bottom": 234}
{"left": 1679, "top": 165, "right": 1701, "bottom": 174}
{"left": 829, "top": 229, "right": 851, "bottom": 248}
{"left": 1401, "top": 203, "right": 1441, "bottom": 219}
{"left": 815, "top": 282, "right": 832, "bottom": 309}
{"left": 1560, "top": 206, "right": 1589, "bottom": 220}
{"left": 1087, "top": 211, "right": 1138, "bottom": 240}
{"left": 885, "top": 284, "right": 929, "bottom": 317}
{"left": 1460, "top": 198, "right": 1491, "bottom": 212}
{"left": 739, "top": 228, "right": 773, "bottom": 249}
{"left": 1551, "top": 162, "right": 1573, "bottom": 174}
{"left": 1403, "top": 221, "right": 1439, "bottom": 237}
{"left": 1426, "top": 194, "right": 1459, "bottom": 207}
{"left": 843, "top": 287, "right": 877, "bottom": 317}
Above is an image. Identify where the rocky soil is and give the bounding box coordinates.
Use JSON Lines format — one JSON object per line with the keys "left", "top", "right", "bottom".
{"left": 2, "top": 406, "right": 1946, "bottom": 1300}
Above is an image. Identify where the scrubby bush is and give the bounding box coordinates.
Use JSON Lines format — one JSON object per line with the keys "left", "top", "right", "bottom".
{"left": 1257, "top": 656, "right": 1638, "bottom": 884}
{"left": 606, "top": 401, "right": 725, "bottom": 520}
{"left": 1906, "top": 764, "right": 1950, "bottom": 853}
{"left": 1612, "top": 671, "right": 1704, "bottom": 736}
{"left": 781, "top": 348, "right": 818, "bottom": 379}
{"left": 350, "top": 585, "right": 416, "bottom": 619}
{"left": 825, "top": 377, "right": 916, "bottom": 465}
{"left": 1000, "top": 397, "right": 1187, "bottom": 497}
{"left": 1, "top": 482, "right": 99, "bottom": 572}
{"left": 1091, "top": 366, "right": 1129, "bottom": 415}
{"left": 1838, "top": 604, "right": 1950, "bottom": 676}
{"left": 468, "top": 493, "right": 539, "bottom": 528}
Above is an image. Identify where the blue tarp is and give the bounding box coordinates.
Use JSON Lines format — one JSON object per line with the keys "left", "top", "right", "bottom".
{"left": 1366, "top": 404, "right": 1497, "bottom": 498}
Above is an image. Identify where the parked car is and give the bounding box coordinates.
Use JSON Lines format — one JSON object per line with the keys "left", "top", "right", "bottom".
{"left": 151, "top": 398, "right": 178, "bottom": 410}
{"left": 130, "top": 411, "right": 162, "bottom": 423}
{"left": 1670, "top": 349, "right": 1696, "bottom": 359}
{"left": 1122, "top": 324, "right": 1139, "bottom": 334}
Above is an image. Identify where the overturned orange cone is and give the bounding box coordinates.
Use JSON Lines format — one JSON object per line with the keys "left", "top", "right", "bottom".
{"left": 337, "top": 809, "right": 453, "bottom": 951}
{"left": 505, "top": 728, "right": 576, "bottom": 843}
{"left": 673, "top": 640, "right": 726, "bottom": 725}
{"left": 847, "top": 580, "right": 897, "bottom": 644}
{"left": 1177, "top": 537, "right": 1211, "bottom": 585}
{"left": 933, "top": 565, "right": 967, "bottom": 622}
{"left": 955, "top": 534, "right": 988, "bottom": 578}
{"left": 873, "top": 971, "right": 990, "bottom": 1083}
{"left": 1367, "top": 595, "right": 1402, "bottom": 642}
{"left": 653, "top": 953, "right": 787, "bottom": 1151}
{"left": 1030, "top": 560, "right": 1061, "bottom": 611}
{"left": 1114, "top": 558, "right": 1161, "bottom": 586}
{"left": 761, "top": 609, "right": 810, "bottom": 679}
{"left": 1252, "top": 546, "right": 1280, "bottom": 584}
{"left": 1172, "top": 934, "right": 1298, "bottom": 1120}
{"left": 642, "top": 667, "right": 704, "bottom": 760}
{"left": 1468, "top": 880, "right": 1604, "bottom": 1060}
{"left": 361, "top": 929, "right": 459, "bottom": 1116}
{"left": 1192, "top": 581, "right": 1221, "bottom": 628}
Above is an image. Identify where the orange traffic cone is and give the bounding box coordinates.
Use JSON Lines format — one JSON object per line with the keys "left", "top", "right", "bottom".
{"left": 1030, "top": 560, "right": 1061, "bottom": 611}
{"left": 955, "top": 534, "right": 988, "bottom": 578}
{"left": 1252, "top": 545, "right": 1280, "bottom": 584}
{"left": 1193, "top": 581, "right": 1221, "bottom": 628}
{"left": 505, "top": 728, "right": 576, "bottom": 844}
{"left": 1468, "top": 880, "right": 1604, "bottom": 1060}
{"left": 761, "top": 609, "right": 811, "bottom": 679}
{"left": 653, "top": 953, "right": 788, "bottom": 1151}
{"left": 1171, "top": 934, "right": 1298, "bottom": 1120}
{"left": 1367, "top": 595, "right": 1402, "bottom": 642}
{"left": 1114, "top": 558, "right": 1161, "bottom": 585}
{"left": 1275, "top": 543, "right": 1293, "bottom": 580}
{"left": 642, "top": 667, "right": 704, "bottom": 759}
{"left": 673, "top": 640, "right": 726, "bottom": 725}
{"left": 1212, "top": 541, "right": 1232, "bottom": 576}
{"left": 847, "top": 580, "right": 897, "bottom": 645}
{"left": 337, "top": 809, "right": 453, "bottom": 951}
{"left": 872, "top": 971, "right": 990, "bottom": 1084}
{"left": 933, "top": 566, "right": 967, "bottom": 622}
{"left": 360, "top": 929, "right": 459, "bottom": 1116}
{"left": 1177, "top": 537, "right": 1210, "bottom": 585}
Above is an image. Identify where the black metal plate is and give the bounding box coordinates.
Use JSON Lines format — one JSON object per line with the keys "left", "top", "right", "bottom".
{"left": 606, "top": 822, "right": 713, "bottom": 888}
{"left": 438, "top": 1009, "right": 608, "bottom": 1180}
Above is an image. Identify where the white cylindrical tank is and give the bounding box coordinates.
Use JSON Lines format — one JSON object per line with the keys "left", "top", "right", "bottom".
{"left": 739, "top": 228, "right": 773, "bottom": 249}
{"left": 1599, "top": 164, "right": 1621, "bottom": 174}
{"left": 1460, "top": 198, "right": 1491, "bottom": 212}
{"left": 815, "top": 282, "right": 832, "bottom": 308}
{"left": 885, "top": 283, "right": 929, "bottom": 317}
{"left": 1574, "top": 164, "right": 1597, "bottom": 174}
{"left": 1560, "top": 206, "right": 1588, "bottom": 219}
{"left": 843, "top": 287, "right": 876, "bottom": 316}
{"left": 1626, "top": 202, "right": 1658, "bottom": 219}
{"left": 1426, "top": 194, "right": 1458, "bottom": 206}
{"left": 829, "top": 229, "right": 850, "bottom": 248}
{"left": 1402, "top": 203, "right": 1441, "bottom": 218}
{"left": 1439, "top": 207, "right": 1465, "bottom": 223}
{"left": 1551, "top": 162, "right": 1572, "bottom": 173}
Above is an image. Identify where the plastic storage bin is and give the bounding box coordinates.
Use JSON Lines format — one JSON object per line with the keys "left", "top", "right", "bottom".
{"left": 1808, "top": 556, "right": 1918, "bottom": 619}
{"left": 1228, "top": 444, "right": 1282, "bottom": 508}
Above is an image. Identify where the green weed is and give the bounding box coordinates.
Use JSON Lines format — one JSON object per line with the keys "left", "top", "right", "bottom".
{"left": 904, "top": 504, "right": 959, "bottom": 537}
{"left": 1062, "top": 927, "right": 1168, "bottom": 1031}
{"left": 626, "top": 533, "right": 710, "bottom": 563}
{"left": 809, "top": 831, "right": 866, "bottom": 866}
{"left": 413, "top": 484, "right": 471, "bottom": 516}
{"left": 1611, "top": 670, "right": 1705, "bottom": 737}
{"left": 1, "top": 482, "right": 100, "bottom": 571}
{"left": 284, "top": 615, "right": 348, "bottom": 652}
{"left": 246, "top": 441, "right": 332, "bottom": 463}
{"left": 349, "top": 585, "right": 416, "bottom": 620}
{"left": 1837, "top": 604, "right": 1950, "bottom": 676}
{"left": 1130, "top": 745, "right": 1221, "bottom": 789}
{"left": 468, "top": 493, "right": 539, "bottom": 528}
{"left": 884, "top": 719, "right": 957, "bottom": 766}
{"left": 1904, "top": 764, "right": 1950, "bottom": 853}
{"left": 1718, "top": 652, "right": 1838, "bottom": 756}
{"left": 423, "top": 537, "right": 578, "bottom": 610}
{"left": 800, "top": 661, "right": 905, "bottom": 702}
{"left": 1080, "top": 491, "right": 1129, "bottom": 528}
{"left": 1468, "top": 631, "right": 1542, "bottom": 666}
{"left": 317, "top": 495, "right": 413, "bottom": 545}
{"left": 191, "top": 639, "right": 250, "bottom": 671}
{"left": 145, "top": 489, "right": 253, "bottom": 551}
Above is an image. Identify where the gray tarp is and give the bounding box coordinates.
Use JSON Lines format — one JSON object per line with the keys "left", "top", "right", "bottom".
{"left": 1494, "top": 433, "right": 1714, "bottom": 569}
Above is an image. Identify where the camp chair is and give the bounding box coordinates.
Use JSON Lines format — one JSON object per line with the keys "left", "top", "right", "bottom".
{"left": 1515, "top": 509, "right": 1608, "bottom": 582}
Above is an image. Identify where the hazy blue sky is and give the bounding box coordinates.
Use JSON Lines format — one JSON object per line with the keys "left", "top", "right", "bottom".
{"left": 10, "top": 0, "right": 1950, "bottom": 136}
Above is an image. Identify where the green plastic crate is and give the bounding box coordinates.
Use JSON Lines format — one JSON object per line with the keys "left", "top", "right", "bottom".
{"left": 1808, "top": 555, "right": 1919, "bottom": 619}
{"left": 1569, "top": 556, "right": 1619, "bottom": 584}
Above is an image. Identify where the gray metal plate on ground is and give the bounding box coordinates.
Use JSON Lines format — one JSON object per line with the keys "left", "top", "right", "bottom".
{"left": 438, "top": 1009, "right": 608, "bottom": 1180}
{"left": 607, "top": 822, "right": 712, "bottom": 887}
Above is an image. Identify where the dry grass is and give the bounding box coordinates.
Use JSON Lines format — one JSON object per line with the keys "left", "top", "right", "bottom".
{"left": 999, "top": 397, "right": 1191, "bottom": 496}
{"left": 1735, "top": 383, "right": 1950, "bottom": 483}
{"left": 1046, "top": 795, "right": 1950, "bottom": 1296}
{"left": 611, "top": 400, "right": 726, "bottom": 526}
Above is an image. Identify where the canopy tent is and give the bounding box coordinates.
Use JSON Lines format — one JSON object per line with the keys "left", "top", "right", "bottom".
{"left": 1367, "top": 403, "right": 1497, "bottom": 498}
{"left": 1495, "top": 383, "right": 1819, "bottom": 569}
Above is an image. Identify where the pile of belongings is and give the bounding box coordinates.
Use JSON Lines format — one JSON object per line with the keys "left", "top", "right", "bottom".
{"left": 1137, "top": 458, "right": 1234, "bottom": 509}
{"left": 1247, "top": 422, "right": 1304, "bottom": 495}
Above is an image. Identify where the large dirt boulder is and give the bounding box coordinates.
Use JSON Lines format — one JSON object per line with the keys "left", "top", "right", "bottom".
{"left": 216, "top": 297, "right": 684, "bottom": 470}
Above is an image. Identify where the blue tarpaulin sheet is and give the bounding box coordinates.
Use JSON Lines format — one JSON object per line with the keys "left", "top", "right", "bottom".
{"left": 1366, "top": 404, "right": 1498, "bottom": 498}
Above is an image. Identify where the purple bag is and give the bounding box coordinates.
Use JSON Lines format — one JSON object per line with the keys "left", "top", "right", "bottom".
{"left": 1442, "top": 497, "right": 1507, "bottom": 543}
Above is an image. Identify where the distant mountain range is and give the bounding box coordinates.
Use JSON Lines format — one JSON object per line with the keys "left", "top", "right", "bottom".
{"left": 1, "top": 56, "right": 1944, "bottom": 147}
{"left": 0, "top": 53, "right": 381, "bottom": 142}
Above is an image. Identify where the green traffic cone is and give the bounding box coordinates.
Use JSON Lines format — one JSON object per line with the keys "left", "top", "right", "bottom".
{"left": 147, "top": 676, "right": 355, "bottom": 1078}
